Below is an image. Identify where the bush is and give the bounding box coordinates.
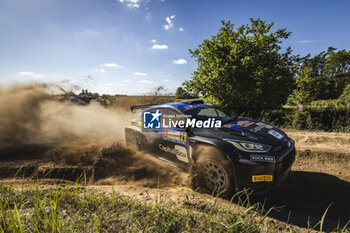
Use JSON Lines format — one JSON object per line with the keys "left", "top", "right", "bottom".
{"left": 339, "top": 84, "right": 350, "bottom": 103}
{"left": 258, "top": 106, "right": 350, "bottom": 132}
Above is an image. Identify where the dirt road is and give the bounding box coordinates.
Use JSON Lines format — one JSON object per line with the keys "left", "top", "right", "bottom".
{"left": 0, "top": 130, "right": 349, "bottom": 231}
{"left": 262, "top": 130, "right": 350, "bottom": 230}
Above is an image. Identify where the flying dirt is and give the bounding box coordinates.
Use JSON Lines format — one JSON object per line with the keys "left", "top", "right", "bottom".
{"left": 0, "top": 82, "right": 188, "bottom": 187}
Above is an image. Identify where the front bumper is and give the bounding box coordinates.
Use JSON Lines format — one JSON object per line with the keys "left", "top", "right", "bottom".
{"left": 233, "top": 145, "right": 296, "bottom": 194}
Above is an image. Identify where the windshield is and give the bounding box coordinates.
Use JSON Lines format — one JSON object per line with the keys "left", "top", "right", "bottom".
{"left": 179, "top": 105, "right": 232, "bottom": 121}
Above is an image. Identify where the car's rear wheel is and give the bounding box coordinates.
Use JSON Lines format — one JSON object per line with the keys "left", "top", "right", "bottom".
{"left": 127, "top": 135, "right": 141, "bottom": 150}
{"left": 190, "top": 146, "right": 235, "bottom": 197}
{"left": 125, "top": 129, "right": 148, "bottom": 151}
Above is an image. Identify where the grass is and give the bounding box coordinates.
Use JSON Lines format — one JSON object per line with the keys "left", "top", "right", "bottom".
{"left": 0, "top": 177, "right": 349, "bottom": 232}
{"left": 111, "top": 95, "right": 175, "bottom": 110}
{"left": 0, "top": 178, "right": 274, "bottom": 233}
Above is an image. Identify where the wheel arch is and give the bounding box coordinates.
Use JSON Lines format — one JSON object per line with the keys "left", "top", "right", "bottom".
{"left": 189, "top": 138, "right": 240, "bottom": 193}
{"left": 189, "top": 138, "right": 234, "bottom": 163}
{"left": 125, "top": 126, "right": 150, "bottom": 149}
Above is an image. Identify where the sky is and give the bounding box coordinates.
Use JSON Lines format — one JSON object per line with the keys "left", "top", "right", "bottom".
{"left": 0, "top": 0, "right": 349, "bottom": 95}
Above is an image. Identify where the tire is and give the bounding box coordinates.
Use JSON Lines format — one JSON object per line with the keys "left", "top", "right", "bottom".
{"left": 190, "top": 146, "right": 235, "bottom": 197}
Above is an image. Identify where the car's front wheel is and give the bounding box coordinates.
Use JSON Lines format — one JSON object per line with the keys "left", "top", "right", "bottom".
{"left": 190, "top": 146, "right": 236, "bottom": 197}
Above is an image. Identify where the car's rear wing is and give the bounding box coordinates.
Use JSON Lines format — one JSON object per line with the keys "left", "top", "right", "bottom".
{"left": 130, "top": 104, "right": 156, "bottom": 114}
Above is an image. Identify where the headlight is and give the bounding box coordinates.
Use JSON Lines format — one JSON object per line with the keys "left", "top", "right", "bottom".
{"left": 225, "top": 140, "right": 271, "bottom": 153}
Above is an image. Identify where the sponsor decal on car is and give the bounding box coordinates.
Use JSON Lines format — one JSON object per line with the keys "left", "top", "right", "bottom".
{"left": 180, "top": 105, "right": 197, "bottom": 111}
{"left": 268, "top": 130, "right": 284, "bottom": 139}
{"left": 223, "top": 120, "right": 255, "bottom": 130}
{"left": 162, "top": 129, "right": 187, "bottom": 145}
{"left": 159, "top": 144, "right": 189, "bottom": 163}
{"left": 236, "top": 120, "right": 255, "bottom": 127}
{"left": 250, "top": 122, "right": 273, "bottom": 132}
{"left": 174, "top": 145, "right": 189, "bottom": 163}
{"left": 252, "top": 175, "right": 273, "bottom": 182}
{"left": 179, "top": 104, "right": 209, "bottom": 112}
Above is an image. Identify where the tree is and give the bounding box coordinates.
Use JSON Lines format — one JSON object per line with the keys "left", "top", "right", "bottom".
{"left": 288, "top": 48, "right": 350, "bottom": 104}
{"left": 184, "top": 18, "right": 296, "bottom": 114}
{"left": 323, "top": 50, "right": 350, "bottom": 97}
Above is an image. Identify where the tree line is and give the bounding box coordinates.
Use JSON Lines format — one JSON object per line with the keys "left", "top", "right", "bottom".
{"left": 177, "top": 18, "right": 350, "bottom": 115}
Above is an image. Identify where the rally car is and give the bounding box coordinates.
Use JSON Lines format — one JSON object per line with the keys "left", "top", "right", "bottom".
{"left": 125, "top": 100, "right": 295, "bottom": 195}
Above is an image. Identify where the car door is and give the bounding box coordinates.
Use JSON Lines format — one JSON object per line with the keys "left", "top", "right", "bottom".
{"left": 157, "top": 109, "right": 190, "bottom": 167}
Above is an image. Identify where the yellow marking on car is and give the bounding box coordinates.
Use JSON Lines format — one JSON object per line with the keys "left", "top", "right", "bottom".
{"left": 252, "top": 175, "right": 273, "bottom": 182}
{"left": 180, "top": 132, "right": 187, "bottom": 141}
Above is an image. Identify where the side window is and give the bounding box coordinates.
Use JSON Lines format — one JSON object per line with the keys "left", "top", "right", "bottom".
{"left": 197, "top": 108, "right": 218, "bottom": 117}
{"left": 217, "top": 108, "right": 229, "bottom": 117}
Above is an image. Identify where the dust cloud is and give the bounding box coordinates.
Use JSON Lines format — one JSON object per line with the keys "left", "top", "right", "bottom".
{"left": 0, "top": 82, "right": 188, "bottom": 188}
{"left": 0, "top": 82, "right": 130, "bottom": 149}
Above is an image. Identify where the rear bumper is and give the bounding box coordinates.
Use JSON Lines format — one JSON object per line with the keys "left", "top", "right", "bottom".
{"left": 233, "top": 146, "right": 295, "bottom": 195}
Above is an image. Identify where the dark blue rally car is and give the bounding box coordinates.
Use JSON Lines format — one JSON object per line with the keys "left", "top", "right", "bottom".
{"left": 125, "top": 100, "right": 295, "bottom": 195}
